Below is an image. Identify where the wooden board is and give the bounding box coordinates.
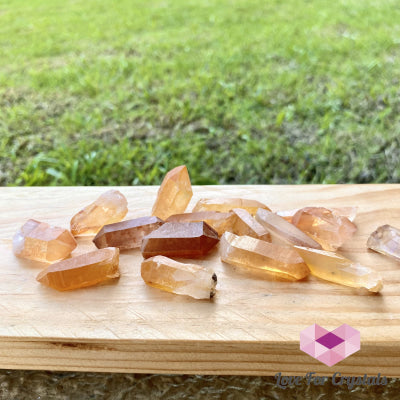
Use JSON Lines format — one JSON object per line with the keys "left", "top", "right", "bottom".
{"left": 1, "top": 185, "right": 400, "bottom": 376}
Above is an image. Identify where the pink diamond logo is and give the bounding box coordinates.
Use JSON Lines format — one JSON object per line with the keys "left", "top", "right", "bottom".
{"left": 300, "top": 324, "right": 360, "bottom": 366}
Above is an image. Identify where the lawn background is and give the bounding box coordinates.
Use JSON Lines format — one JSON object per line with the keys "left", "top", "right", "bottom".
{"left": 1, "top": 0, "right": 399, "bottom": 186}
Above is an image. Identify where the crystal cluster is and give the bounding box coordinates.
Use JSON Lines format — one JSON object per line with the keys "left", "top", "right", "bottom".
{"left": 13, "top": 219, "right": 77, "bottom": 263}
{"left": 36, "top": 247, "right": 120, "bottom": 291}
{"left": 13, "top": 164, "right": 387, "bottom": 296}
{"left": 367, "top": 224, "right": 400, "bottom": 261}
{"left": 70, "top": 190, "right": 128, "bottom": 236}
{"left": 141, "top": 255, "right": 217, "bottom": 299}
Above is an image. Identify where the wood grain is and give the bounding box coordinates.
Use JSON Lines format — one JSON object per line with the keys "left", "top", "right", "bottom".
{"left": 1, "top": 185, "right": 400, "bottom": 376}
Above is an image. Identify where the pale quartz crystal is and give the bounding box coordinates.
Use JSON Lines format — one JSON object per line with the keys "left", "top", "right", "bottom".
{"left": 255, "top": 209, "right": 322, "bottom": 249}
{"left": 70, "top": 190, "right": 128, "bottom": 236}
{"left": 294, "top": 246, "right": 383, "bottom": 292}
{"left": 13, "top": 219, "right": 77, "bottom": 263}
{"left": 220, "top": 232, "right": 309, "bottom": 280}
{"left": 367, "top": 225, "right": 400, "bottom": 261}
{"left": 141, "top": 255, "right": 217, "bottom": 299}
{"left": 277, "top": 207, "right": 358, "bottom": 223}
{"left": 291, "top": 207, "right": 357, "bottom": 251}
{"left": 152, "top": 165, "right": 193, "bottom": 220}
{"left": 166, "top": 211, "right": 234, "bottom": 236}
{"left": 36, "top": 247, "right": 120, "bottom": 291}
{"left": 230, "top": 208, "right": 271, "bottom": 241}
{"left": 192, "top": 198, "right": 271, "bottom": 216}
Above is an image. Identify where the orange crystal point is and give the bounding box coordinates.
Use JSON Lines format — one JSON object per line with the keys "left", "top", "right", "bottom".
{"left": 13, "top": 219, "right": 77, "bottom": 263}
{"left": 36, "top": 247, "right": 120, "bottom": 291}
{"left": 255, "top": 209, "right": 322, "bottom": 249}
{"left": 292, "top": 207, "right": 357, "bottom": 251}
{"left": 230, "top": 208, "right": 271, "bottom": 241}
{"left": 166, "top": 211, "right": 234, "bottom": 236}
{"left": 277, "top": 206, "right": 358, "bottom": 224}
{"left": 93, "top": 216, "right": 164, "bottom": 250}
{"left": 70, "top": 190, "right": 128, "bottom": 236}
{"left": 141, "top": 221, "right": 219, "bottom": 259}
{"left": 220, "top": 232, "right": 309, "bottom": 280}
{"left": 294, "top": 246, "right": 383, "bottom": 292}
{"left": 151, "top": 165, "right": 193, "bottom": 220}
{"left": 192, "top": 198, "right": 271, "bottom": 215}
{"left": 141, "top": 255, "right": 217, "bottom": 299}
{"left": 367, "top": 224, "right": 400, "bottom": 261}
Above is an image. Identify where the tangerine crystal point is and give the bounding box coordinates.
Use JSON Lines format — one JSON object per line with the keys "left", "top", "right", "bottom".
{"left": 276, "top": 206, "right": 358, "bottom": 223}
{"left": 13, "top": 219, "right": 77, "bottom": 263}
{"left": 291, "top": 207, "right": 357, "bottom": 251}
{"left": 367, "top": 224, "right": 400, "bottom": 261}
{"left": 141, "top": 255, "right": 217, "bottom": 299}
{"left": 151, "top": 165, "right": 193, "bottom": 220}
{"left": 294, "top": 246, "right": 383, "bottom": 292}
{"left": 255, "top": 209, "right": 322, "bottom": 249}
{"left": 36, "top": 247, "right": 120, "bottom": 291}
{"left": 70, "top": 190, "right": 128, "bottom": 236}
{"left": 166, "top": 211, "right": 234, "bottom": 236}
{"left": 141, "top": 221, "right": 219, "bottom": 259}
{"left": 192, "top": 198, "right": 271, "bottom": 215}
{"left": 220, "top": 232, "right": 309, "bottom": 280}
{"left": 230, "top": 208, "right": 271, "bottom": 241}
{"left": 93, "top": 216, "right": 164, "bottom": 250}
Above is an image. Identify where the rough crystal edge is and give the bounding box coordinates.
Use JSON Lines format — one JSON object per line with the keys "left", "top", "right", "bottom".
{"left": 367, "top": 224, "right": 400, "bottom": 261}
{"left": 70, "top": 190, "right": 128, "bottom": 236}
{"left": 12, "top": 219, "right": 77, "bottom": 263}
{"left": 255, "top": 208, "right": 322, "bottom": 249}
{"left": 294, "top": 245, "right": 383, "bottom": 293}
{"left": 141, "top": 256, "right": 217, "bottom": 299}
{"left": 36, "top": 247, "right": 120, "bottom": 291}
{"left": 276, "top": 206, "right": 358, "bottom": 223}
{"left": 220, "top": 232, "right": 309, "bottom": 281}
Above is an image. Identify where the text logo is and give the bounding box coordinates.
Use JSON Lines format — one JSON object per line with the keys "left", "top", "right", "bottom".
{"left": 300, "top": 324, "right": 360, "bottom": 366}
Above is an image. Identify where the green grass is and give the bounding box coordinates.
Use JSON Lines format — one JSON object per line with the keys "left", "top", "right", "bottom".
{"left": 1, "top": 0, "right": 400, "bottom": 185}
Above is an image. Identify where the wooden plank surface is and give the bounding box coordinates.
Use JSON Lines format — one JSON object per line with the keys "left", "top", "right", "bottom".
{"left": 1, "top": 185, "right": 400, "bottom": 376}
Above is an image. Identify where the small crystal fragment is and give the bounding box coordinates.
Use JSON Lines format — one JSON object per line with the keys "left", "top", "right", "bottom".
{"left": 70, "top": 190, "right": 128, "bottom": 236}
{"left": 141, "top": 255, "right": 217, "bottom": 299}
{"left": 230, "top": 208, "right": 271, "bottom": 241}
{"left": 255, "top": 209, "right": 322, "bottom": 249}
{"left": 220, "top": 232, "right": 309, "bottom": 280}
{"left": 93, "top": 216, "right": 164, "bottom": 250}
{"left": 141, "top": 222, "right": 219, "bottom": 259}
{"left": 152, "top": 165, "right": 193, "bottom": 220}
{"left": 367, "top": 225, "right": 400, "bottom": 261}
{"left": 13, "top": 219, "right": 77, "bottom": 263}
{"left": 36, "top": 247, "right": 120, "bottom": 291}
{"left": 166, "top": 211, "right": 234, "bottom": 236}
{"left": 192, "top": 198, "right": 271, "bottom": 215}
{"left": 277, "top": 207, "right": 358, "bottom": 223}
{"left": 291, "top": 207, "right": 357, "bottom": 251}
{"left": 294, "top": 246, "right": 383, "bottom": 292}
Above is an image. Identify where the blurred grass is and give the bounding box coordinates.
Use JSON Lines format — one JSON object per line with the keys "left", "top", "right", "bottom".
{"left": 0, "top": 0, "right": 399, "bottom": 185}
